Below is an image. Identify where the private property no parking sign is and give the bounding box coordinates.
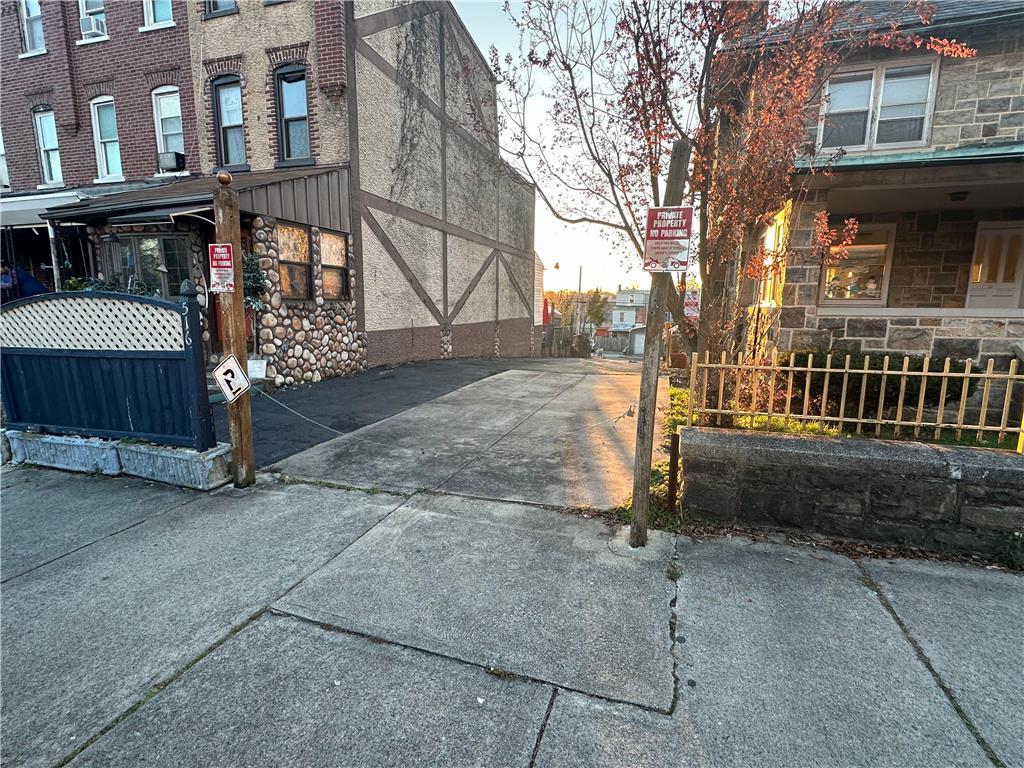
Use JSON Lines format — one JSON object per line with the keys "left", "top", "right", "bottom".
{"left": 643, "top": 206, "right": 692, "bottom": 272}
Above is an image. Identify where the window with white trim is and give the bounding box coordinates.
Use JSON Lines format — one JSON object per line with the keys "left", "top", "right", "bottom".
{"left": 78, "top": 0, "right": 107, "bottom": 40}
{"left": 275, "top": 64, "right": 310, "bottom": 162}
{"left": 152, "top": 86, "right": 184, "bottom": 156}
{"left": 142, "top": 0, "right": 173, "bottom": 27}
{"left": 818, "top": 60, "right": 936, "bottom": 152}
{"left": 212, "top": 75, "right": 246, "bottom": 167}
{"left": 90, "top": 96, "right": 122, "bottom": 181}
{"left": 33, "top": 110, "right": 62, "bottom": 186}
{"left": 0, "top": 128, "right": 11, "bottom": 191}
{"left": 18, "top": 0, "right": 45, "bottom": 54}
{"left": 818, "top": 225, "right": 894, "bottom": 307}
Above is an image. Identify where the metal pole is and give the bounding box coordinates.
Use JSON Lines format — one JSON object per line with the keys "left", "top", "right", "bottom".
{"left": 213, "top": 172, "right": 256, "bottom": 487}
{"left": 47, "top": 222, "right": 62, "bottom": 292}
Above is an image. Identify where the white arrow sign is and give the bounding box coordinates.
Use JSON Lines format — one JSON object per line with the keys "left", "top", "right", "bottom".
{"left": 212, "top": 354, "right": 251, "bottom": 404}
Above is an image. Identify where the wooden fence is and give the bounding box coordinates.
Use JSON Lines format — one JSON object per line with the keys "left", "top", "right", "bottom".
{"left": 682, "top": 352, "right": 1024, "bottom": 450}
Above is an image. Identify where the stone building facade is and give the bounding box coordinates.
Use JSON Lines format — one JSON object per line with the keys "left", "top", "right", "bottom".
{"left": 749, "top": 3, "right": 1024, "bottom": 368}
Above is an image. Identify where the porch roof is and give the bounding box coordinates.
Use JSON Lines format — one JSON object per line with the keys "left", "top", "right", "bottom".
{"left": 796, "top": 142, "right": 1024, "bottom": 173}
{"left": 42, "top": 166, "right": 352, "bottom": 233}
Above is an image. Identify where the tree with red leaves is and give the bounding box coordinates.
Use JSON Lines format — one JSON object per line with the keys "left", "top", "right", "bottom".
{"left": 490, "top": 0, "right": 975, "bottom": 355}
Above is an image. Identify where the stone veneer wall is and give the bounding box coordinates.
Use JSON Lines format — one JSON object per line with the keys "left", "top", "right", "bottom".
{"left": 774, "top": 208, "right": 1024, "bottom": 365}
{"left": 251, "top": 216, "right": 367, "bottom": 386}
{"left": 681, "top": 428, "right": 1024, "bottom": 557}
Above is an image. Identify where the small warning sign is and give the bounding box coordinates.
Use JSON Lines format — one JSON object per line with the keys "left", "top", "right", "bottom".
{"left": 212, "top": 354, "right": 250, "bottom": 404}
{"left": 209, "top": 243, "right": 235, "bottom": 293}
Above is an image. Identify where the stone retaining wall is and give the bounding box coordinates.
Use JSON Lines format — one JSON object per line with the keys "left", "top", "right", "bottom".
{"left": 680, "top": 428, "right": 1023, "bottom": 556}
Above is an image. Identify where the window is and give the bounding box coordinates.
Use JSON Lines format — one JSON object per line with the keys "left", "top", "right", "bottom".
{"left": 78, "top": 0, "right": 107, "bottom": 41}
{"left": 0, "top": 128, "right": 10, "bottom": 191}
{"left": 275, "top": 65, "right": 310, "bottom": 163}
{"left": 105, "top": 235, "right": 191, "bottom": 297}
{"left": 619, "top": 311, "right": 625, "bottom": 321}
{"left": 818, "top": 226, "right": 894, "bottom": 307}
{"left": 819, "top": 60, "right": 936, "bottom": 152}
{"left": 33, "top": 110, "right": 62, "bottom": 186}
{"left": 152, "top": 86, "right": 184, "bottom": 156}
{"left": 968, "top": 222, "right": 1024, "bottom": 309}
{"left": 756, "top": 203, "right": 791, "bottom": 306}
{"left": 212, "top": 76, "right": 246, "bottom": 168}
{"left": 18, "top": 0, "right": 45, "bottom": 54}
{"left": 204, "top": 0, "right": 237, "bottom": 17}
{"left": 89, "top": 96, "right": 122, "bottom": 181}
{"left": 320, "top": 231, "right": 349, "bottom": 300}
{"left": 142, "top": 0, "right": 173, "bottom": 28}
{"left": 277, "top": 223, "right": 311, "bottom": 300}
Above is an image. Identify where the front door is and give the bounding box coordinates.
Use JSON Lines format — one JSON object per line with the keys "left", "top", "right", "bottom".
{"left": 967, "top": 222, "right": 1024, "bottom": 309}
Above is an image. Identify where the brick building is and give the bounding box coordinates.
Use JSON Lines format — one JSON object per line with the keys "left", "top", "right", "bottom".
{"left": 0, "top": 0, "right": 537, "bottom": 379}
{"left": 745, "top": 1, "right": 1023, "bottom": 367}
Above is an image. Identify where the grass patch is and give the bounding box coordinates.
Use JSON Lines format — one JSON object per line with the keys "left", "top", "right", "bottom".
{"left": 612, "top": 459, "right": 681, "bottom": 531}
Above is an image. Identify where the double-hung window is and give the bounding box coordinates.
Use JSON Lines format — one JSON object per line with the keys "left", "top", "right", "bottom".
{"left": 0, "top": 128, "right": 11, "bottom": 191}
{"left": 33, "top": 110, "right": 62, "bottom": 186}
{"left": 18, "top": 0, "right": 45, "bottom": 55}
{"left": 141, "top": 0, "right": 174, "bottom": 29}
{"left": 204, "top": 0, "right": 237, "bottom": 17}
{"left": 78, "top": 0, "right": 107, "bottom": 42}
{"left": 275, "top": 65, "right": 310, "bottom": 163}
{"left": 213, "top": 76, "right": 246, "bottom": 168}
{"left": 819, "top": 60, "right": 936, "bottom": 152}
{"left": 90, "top": 96, "right": 122, "bottom": 182}
{"left": 152, "top": 86, "right": 184, "bottom": 156}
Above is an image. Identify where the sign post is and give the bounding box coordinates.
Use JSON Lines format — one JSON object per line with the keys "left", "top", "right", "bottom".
{"left": 630, "top": 139, "right": 691, "bottom": 548}
{"left": 212, "top": 172, "right": 255, "bottom": 488}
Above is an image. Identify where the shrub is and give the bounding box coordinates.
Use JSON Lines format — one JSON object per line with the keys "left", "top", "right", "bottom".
{"left": 781, "top": 349, "right": 975, "bottom": 420}
{"left": 733, "top": 414, "right": 840, "bottom": 437}
{"left": 662, "top": 387, "right": 689, "bottom": 449}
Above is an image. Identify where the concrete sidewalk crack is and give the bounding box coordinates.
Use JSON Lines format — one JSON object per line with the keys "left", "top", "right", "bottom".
{"left": 856, "top": 562, "right": 1006, "bottom": 768}
{"left": 667, "top": 536, "right": 682, "bottom": 716}
{"left": 1, "top": 494, "right": 200, "bottom": 586}
{"left": 528, "top": 689, "right": 558, "bottom": 768}
{"left": 46, "top": 491, "right": 413, "bottom": 767}
{"left": 269, "top": 604, "right": 674, "bottom": 715}
{"left": 51, "top": 607, "right": 267, "bottom": 768}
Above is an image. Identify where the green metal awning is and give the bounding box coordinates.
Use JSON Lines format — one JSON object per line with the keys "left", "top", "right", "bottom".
{"left": 796, "top": 142, "right": 1024, "bottom": 172}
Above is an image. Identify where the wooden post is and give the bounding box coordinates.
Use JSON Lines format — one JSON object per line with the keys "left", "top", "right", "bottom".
{"left": 629, "top": 138, "right": 690, "bottom": 547}
{"left": 213, "top": 172, "right": 256, "bottom": 488}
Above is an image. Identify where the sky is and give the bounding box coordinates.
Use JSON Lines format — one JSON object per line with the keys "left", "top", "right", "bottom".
{"left": 452, "top": 1, "right": 653, "bottom": 294}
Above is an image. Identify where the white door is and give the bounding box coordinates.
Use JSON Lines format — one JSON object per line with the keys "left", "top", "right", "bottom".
{"left": 631, "top": 330, "right": 645, "bottom": 355}
{"left": 967, "top": 222, "right": 1024, "bottom": 309}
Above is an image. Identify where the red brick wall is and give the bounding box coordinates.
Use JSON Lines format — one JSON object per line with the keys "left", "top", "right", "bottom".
{"left": 313, "top": 0, "right": 345, "bottom": 99}
{"left": 0, "top": 0, "right": 198, "bottom": 192}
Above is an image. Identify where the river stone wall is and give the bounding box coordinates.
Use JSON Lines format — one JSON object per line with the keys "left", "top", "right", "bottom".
{"left": 252, "top": 216, "right": 367, "bottom": 386}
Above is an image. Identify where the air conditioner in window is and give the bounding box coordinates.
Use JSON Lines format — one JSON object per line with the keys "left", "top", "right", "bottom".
{"left": 80, "top": 15, "right": 107, "bottom": 38}
{"left": 158, "top": 151, "right": 186, "bottom": 172}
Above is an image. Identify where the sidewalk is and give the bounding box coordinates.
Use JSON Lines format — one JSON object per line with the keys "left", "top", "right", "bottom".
{"left": 2, "top": 464, "right": 1020, "bottom": 768}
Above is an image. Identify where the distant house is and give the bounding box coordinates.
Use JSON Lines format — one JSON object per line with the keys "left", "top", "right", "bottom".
{"left": 743, "top": 1, "right": 1023, "bottom": 368}
{"left": 607, "top": 287, "right": 649, "bottom": 354}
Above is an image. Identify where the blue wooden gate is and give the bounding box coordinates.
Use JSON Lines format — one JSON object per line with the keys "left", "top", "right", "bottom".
{"left": 1, "top": 282, "right": 215, "bottom": 451}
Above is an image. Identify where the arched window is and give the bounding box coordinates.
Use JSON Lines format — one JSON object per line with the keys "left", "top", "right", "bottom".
{"left": 212, "top": 75, "right": 245, "bottom": 168}
{"left": 274, "top": 64, "right": 309, "bottom": 164}
{"left": 151, "top": 85, "right": 183, "bottom": 156}
{"left": 89, "top": 95, "right": 122, "bottom": 182}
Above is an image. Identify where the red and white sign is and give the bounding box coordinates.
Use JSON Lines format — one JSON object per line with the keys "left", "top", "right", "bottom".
{"left": 684, "top": 288, "right": 700, "bottom": 318}
{"left": 643, "top": 206, "right": 693, "bottom": 272}
{"left": 208, "top": 243, "right": 235, "bottom": 293}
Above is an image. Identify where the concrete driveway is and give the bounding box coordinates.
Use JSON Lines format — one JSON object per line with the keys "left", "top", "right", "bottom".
{"left": 2, "top": 358, "right": 1021, "bottom": 768}
{"left": 270, "top": 358, "right": 661, "bottom": 509}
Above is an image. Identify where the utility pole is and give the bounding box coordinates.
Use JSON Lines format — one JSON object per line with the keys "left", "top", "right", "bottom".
{"left": 629, "top": 139, "right": 691, "bottom": 547}
{"left": 213, "top": 172, "right": 256, "bottom": 487}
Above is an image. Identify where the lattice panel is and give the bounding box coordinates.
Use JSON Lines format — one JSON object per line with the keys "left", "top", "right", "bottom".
{"left": 1, "top": 295, "right": 186, "bottom": 352}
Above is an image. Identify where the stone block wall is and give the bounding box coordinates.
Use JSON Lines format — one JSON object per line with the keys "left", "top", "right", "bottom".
{"left": 251, "top": 216, "right": 367, "bottom": 385}
{"left": 680, "top": 428, "right": 1024, "bottom": 557}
